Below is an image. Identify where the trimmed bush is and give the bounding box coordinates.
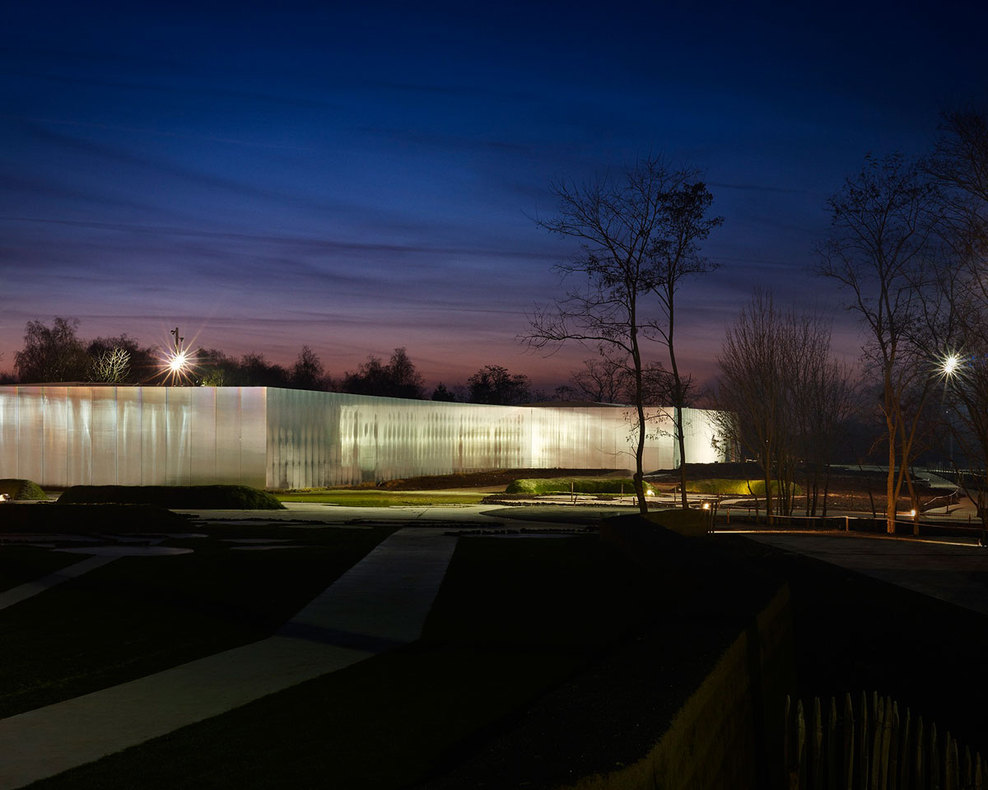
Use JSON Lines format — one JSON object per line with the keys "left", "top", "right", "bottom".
{"left": 57, "top": 485, "right": 285, "bottom": 510}
{"left": 505, "top": 477, "right": 637, "bottom": 495}
{"left": 0, "top": 479, "right": 47, "bottom": 500}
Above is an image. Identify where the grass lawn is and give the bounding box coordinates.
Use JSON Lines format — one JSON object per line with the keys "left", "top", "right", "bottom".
{"left": 276, "top": 489, "right": 486, "bottom": 506}
{"left": 0, "top": 524, "right": 392, "bottom": 719}
{"left": 27, "top": 535, "right": 651, "bottom": 789}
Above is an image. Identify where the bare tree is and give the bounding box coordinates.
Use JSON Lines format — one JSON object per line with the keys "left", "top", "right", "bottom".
{"left": 717, "top": 292, "right": 790, "bottom": 521}
{"left": 290, "top": 345, "right": 326, "bottom": 391}
{"left": 926, "top": 110, "right": 988, "bottom": 206}
{"left": 239, "top": 352, "right": 289, "bottom": 388}
{"left": 794, "top": 340, "right": 856, "bottom": 517}
{"left": 467, "top": 365, "right": 531, "bottom": 405}
{"left": 87, "top": 334, "right": 156, "bottom": 383}
{"left": 568, "top": 349, "right": 633, "bottom": 403}
{"left": 342, "top": 347, "right": 424, "bottom": 399}
{"left": 718, "top": 292, "right": 853, "bottom": 520}
{"left": 89, "top": 347, "right": 131, "bottom": 384}
{"left": 925, "top": 109, "right": 988, "bottom": 533}
{"left": 14, "top": 317, "right": 89, "bottom": 383}
{"left": 648, "top": 178, "right": 723, "bottom": 506}
{"left": 819, "top": 153, "right": 944, "bottom": 534}
{"left": 384, "top": 347, "right": 425, "bottom": 399}
{"left": 526, "top": 157, "right": 719, "bottom": 513}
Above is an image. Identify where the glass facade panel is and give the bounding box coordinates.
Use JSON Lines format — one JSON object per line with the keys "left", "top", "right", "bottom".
{"left": 0, "top": 386, "right": 724, "bottom": 488}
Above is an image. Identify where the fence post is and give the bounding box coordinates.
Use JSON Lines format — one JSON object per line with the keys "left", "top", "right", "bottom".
{"left": 785, "top": 696, "right": 794, "bottom": 784}
{"left": 844, "top": 693, "right": 856, "bottom": 790}
{"left": 945, "top": 731, "right": 957, "bottom": 790}
{"left": 881, "top": 696, "right": 893, "bottom": 790}
{"left": 916, "top": 716, "right": 926, "bottom": 788}
{"left": 788, "top": 692, "right": 984, "bottom": 790}
{"left": 888, "top": 701, "right": 900, "bottom": 790}
{"left": 858, "top": 691, "right": 871, "bottom": 790}
{"left": 871, "top": 693, "right": 884, "bottom": 789}
{"left": 827, "top": 697, "right": 838, "bottom": 790}
{"left": 811, "top": 697, "right": 823, "bottom": 790}
{"left": 898, "top": 706, "right": 911, "bottom": 790}
{"left": 785, "top": 695, "right": 807, "bottom": 790}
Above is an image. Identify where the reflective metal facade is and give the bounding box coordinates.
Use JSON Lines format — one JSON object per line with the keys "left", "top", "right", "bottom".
{"left": 0, "top": 386, "right": 725, "bottom": 488}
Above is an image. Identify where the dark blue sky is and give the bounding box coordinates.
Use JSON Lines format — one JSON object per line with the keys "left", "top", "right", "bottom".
{"left": 3, "top": 1, "right": 986, "bottom": 388}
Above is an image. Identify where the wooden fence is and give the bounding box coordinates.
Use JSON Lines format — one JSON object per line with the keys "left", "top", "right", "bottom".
{"left": 784, "top": 692, "right": 985, "bottom": 789}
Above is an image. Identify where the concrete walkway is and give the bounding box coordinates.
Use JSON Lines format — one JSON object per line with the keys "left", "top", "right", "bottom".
{"left": 745, "top": 532, "right": 988, "bottom": 615}
{"left": 0, "top": 528, "right": 458, "bottom": 790}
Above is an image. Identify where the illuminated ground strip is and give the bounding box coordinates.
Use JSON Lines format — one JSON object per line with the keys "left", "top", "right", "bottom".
{"left": 0, "top": 529, "right": 458, "bottom": 790}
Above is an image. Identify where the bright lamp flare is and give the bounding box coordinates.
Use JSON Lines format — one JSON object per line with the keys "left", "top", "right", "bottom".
{"left": 159, "top": 343, "right": 196, "bottom": 384}
{"left": 939, "top": 353, "right": 962, "bottom": 380}
{"left": 936, "top": 351, "right": 966, "bottom": 384}
{"left": 168, "top": 350, "right": 189, "bottom": 374}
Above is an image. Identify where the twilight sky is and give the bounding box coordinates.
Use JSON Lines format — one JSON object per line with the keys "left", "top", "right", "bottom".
{"left": 3, "top": 1, "right": 987, "bottom": 390}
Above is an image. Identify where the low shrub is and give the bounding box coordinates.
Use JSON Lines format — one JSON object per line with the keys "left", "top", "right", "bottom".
{"left": 686, "top": 478, "right": 800, "bottom": 497}
{"left": 0, "top": 479, "right": 47, "bottom": 500}
{"left": 57, "top": 485, "right": 285, "bottom": 510}
{"left": 505, "top": 477, "right": 637, "bottom": 495}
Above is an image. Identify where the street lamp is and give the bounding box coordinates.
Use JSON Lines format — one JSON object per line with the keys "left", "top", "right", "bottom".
{"left": 936, "top": 351, "right": 967, "bottom": 475}
{"left": 167, "top": 349, "right": 190, "bottom": 375}
{"left": 161, "top": 326, "right": 195, "bottom": 384}
{"left": 940, "top": 352, "right": 962, "bottom": 380}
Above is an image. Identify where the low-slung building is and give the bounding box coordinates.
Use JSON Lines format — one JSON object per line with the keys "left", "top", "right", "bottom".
{"left": 0, "top": 386, "right": 725, "bottom": 489}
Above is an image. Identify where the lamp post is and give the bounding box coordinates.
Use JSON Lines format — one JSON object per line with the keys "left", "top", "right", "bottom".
{"left": 163, "top": 326, "right": 192, "bottom": 383}
{"left": 939, "top": 353, "right": 963, "bottom": 467}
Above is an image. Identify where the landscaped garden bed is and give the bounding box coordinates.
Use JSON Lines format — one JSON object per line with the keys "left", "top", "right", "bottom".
{"left": 58, "top": 485, "right": 285, "bottom": 510}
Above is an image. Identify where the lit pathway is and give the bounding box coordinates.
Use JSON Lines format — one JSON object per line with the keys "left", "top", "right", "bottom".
{"left": 0, "top": 528, "right": 458, "bottom": 790}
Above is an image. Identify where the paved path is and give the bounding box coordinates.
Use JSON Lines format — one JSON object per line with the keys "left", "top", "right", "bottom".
{"left": 0, "top": 528, "right": 458, "bottom": 790}
{"left": 744, "top": 532, "right": 988, "bottom": 615}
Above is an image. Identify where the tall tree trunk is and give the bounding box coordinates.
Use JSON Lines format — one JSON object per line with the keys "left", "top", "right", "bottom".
{"left": 630, "top": 312, "right": 649, "bottom": 515}
{"left": 667, "top": 298, "right": 689, "bottom": 509}
{"left": 674, "top": 405, "right": 688, "bottom": 508}
{"left": 885, "top": 371, "right": 898, "bottom": 535}
{"left": 763, "top": 450, "right": 774, "bottom": 525}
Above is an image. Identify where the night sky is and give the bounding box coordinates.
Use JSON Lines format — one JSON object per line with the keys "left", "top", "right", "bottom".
{"left": 3, "top": 2, "right": 987, "bottom": 390}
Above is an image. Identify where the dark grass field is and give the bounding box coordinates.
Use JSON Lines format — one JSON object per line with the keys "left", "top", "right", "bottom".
{"left": 21, "top": 535, "right": 654, "bottom": 790}
{"left": 0, "top": 524, "right": 393, "bottom": 719}
{"left": 7, "top": 508, "right": 988, "bottom": 788}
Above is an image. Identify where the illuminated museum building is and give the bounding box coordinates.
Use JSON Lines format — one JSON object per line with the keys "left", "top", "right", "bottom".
{"left": 0, "top": 386, "right": 725, "bottom": 489}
